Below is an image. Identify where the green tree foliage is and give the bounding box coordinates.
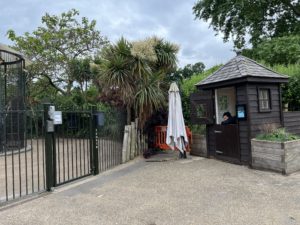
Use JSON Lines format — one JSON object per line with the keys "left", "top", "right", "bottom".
{"left": 95, "top": 37, "right": 179, "bottom": 125}
{"left": 193, "top": 0, "right": 300, "bottom": 48}
{"left": 7, "top": 9, "right": 107, "bottom": 96}
{"left": 173, "top": 62, "right": 206, "bottom": 82}
{"left": 242, "top": 35, "right": 300, "bottom": 66}
{"left": 271, "top": 64, "right": 300, "bottom": 110}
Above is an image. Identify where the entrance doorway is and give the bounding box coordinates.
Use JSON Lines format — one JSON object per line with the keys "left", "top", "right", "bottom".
{"left": 215, "top": 87, "right": 236, "bottom": 124}
{"left": 214, "top": 87, "right": 240, "bottom": 162}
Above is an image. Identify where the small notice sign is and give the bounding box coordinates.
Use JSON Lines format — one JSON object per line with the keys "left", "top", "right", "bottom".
{"left": 53, "top": 111, "right": 62, "bottom": 125}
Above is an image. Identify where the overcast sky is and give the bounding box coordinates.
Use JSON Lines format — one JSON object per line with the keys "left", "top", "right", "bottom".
{"left": 0, "top": 0, "right": 235, "bottom": 68}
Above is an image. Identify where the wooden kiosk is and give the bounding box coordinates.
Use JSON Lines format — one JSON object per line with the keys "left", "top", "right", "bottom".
{"left": 190, "top": 54, "right": 288, "bottom": 165}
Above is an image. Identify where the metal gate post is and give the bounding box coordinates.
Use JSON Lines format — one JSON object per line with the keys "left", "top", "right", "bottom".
{"left": 44, "top": 103, "right": 55, "bottom": 191}
{"left": 90, "top": 106, "right": 99, "bottom": 175}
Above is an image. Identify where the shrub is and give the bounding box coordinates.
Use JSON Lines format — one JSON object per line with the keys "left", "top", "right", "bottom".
{"left": 190, "top": 124, "right": 206, "bottom": 135}
{"left": 256, "top": 128, "right": 300, "bottom": 142}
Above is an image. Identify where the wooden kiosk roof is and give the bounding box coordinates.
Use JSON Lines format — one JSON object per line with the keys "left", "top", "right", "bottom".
{"left": 196, "top": 54, "right": 288, "bottom": 89}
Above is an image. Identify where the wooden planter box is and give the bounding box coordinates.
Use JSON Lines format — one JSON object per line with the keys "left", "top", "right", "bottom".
{"left": 251, "top": 139, "right": 300, "bottom": 174}
{"left": 190, "top": 134, "right": 207, "bottom": 157}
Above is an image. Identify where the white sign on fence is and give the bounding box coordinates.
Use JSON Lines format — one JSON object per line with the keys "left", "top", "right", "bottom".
{"left": 53, "top": 111, "right": 62, "bottom": 125}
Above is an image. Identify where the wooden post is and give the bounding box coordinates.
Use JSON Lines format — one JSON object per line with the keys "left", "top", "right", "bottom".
{"left": 122, "top": 126, "right": 129, "bottom": 163}
{"left": 135, "top": 118, "right": 139, "bottom": 156}
{"left": 126, "top": 125, "right": 132, "bottom": 161}
{"left": 130, "top": 122, "right": 136, "bottom": 159}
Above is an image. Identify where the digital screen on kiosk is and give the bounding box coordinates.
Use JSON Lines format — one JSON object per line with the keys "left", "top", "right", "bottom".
{"left": 236, "top": 104, "right": 246, "bottom": 120}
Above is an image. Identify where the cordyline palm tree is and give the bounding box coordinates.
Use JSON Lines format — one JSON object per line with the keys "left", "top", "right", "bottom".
{"left": 95, "top": 36, "right": 179, "bottom": 126}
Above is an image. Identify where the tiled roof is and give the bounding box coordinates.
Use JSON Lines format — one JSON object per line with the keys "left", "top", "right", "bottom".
{"left": 197, "top": 55, "right": 288, "bottom": 86}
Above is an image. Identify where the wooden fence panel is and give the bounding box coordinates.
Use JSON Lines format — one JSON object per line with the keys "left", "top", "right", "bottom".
{"left": 283, "top": 112, "right": 300, "bottom": 135}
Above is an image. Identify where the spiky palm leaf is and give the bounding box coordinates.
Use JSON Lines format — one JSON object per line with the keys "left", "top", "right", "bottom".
{"left": 154, "top": 38, "right": 179, "bottom": 72}
{"left": 99, "top": 38, "right": 134, "bottom": 103}
{"left": 134, "top": 71, "right": 167, "bottom": 126}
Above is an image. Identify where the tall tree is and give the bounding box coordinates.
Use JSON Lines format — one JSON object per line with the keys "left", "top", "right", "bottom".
{"left": 193, "top": 0, "right": 300, "bottom": 48}
{"left": 7, "top": 9, "right": 107, "bottom": 96}
{"left": 242, "top": 35, "right": 300, "bottom": 66}
{"left": 96, "top": 37, "right": 179, "bottom": 125}
{"left": 172, "top": 61, "right": 205, "bottom": 82}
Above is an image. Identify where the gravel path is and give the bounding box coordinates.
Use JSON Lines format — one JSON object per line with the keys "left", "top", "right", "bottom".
{"left": 0, "top": 153, "right": 299, "bottom": 225}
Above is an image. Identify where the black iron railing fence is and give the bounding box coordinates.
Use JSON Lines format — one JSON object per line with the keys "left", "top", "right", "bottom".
{"left": 0, "top": 105, "right": 127, "bottom": 205}
{"left": 0, "top": 109, "right": 45, "bottom": 202}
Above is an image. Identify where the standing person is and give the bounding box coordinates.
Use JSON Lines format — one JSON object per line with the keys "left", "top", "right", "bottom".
{"left": 221, "top": 112, "right": 236, "bottom": 125}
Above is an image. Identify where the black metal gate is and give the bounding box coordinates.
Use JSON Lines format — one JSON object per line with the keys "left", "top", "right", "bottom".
{"left": 43, "top": 105, "right": 96, "bottom": 190}
{"left": 0, "top": 104, "right": 126, "bottom": 204}
{"left": 53, "top": 110, "right": 93, "bottom": 186}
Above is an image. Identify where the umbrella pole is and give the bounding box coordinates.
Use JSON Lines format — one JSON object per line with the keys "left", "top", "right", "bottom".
{"left": 179, "top": 136, "right": 187, "bottom": 159}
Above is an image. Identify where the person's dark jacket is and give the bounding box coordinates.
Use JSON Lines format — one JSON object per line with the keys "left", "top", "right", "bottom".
{"left": 221, "top": 116, "right": 236, "bottom": 125}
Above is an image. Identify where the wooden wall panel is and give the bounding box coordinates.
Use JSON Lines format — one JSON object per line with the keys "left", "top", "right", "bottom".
{"left": 283, "top": 112, "right": 300, "bottom": 135}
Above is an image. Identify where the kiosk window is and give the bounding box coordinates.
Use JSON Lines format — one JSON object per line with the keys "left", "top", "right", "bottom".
{"left": 196, "top": 104, "right": 207, "bottom": 118}
{"left": 258, "top": 89, "right": 271, "bottom": 111}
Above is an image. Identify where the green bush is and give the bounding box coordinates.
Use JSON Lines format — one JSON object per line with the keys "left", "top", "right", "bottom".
{"left": 256, "top": 128, "right": 300, "bottom": 142}
{"left": 190, "top": 124, "right": 206, "bottom": 135}
{"left": 257, "top": 62, "right": 300, "bottom": 111}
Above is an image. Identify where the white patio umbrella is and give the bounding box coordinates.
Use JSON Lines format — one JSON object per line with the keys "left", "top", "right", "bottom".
{"left": 166, "top": 82, "right": 188, "bottom": 154}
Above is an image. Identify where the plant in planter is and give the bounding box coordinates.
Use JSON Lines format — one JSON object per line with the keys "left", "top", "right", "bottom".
{"left": 190, "top": 124, "right": 207, "bottom": 157}
{"left": 251, "top": 128, "right": 300, "bottom": 174}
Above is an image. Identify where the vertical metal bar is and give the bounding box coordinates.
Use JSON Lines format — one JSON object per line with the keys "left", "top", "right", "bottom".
{"left": 67, "top": 122, "right": 70, "bottom": 181}
{"left": 41, "top": 111, "right": 46, "bottom": 190}
{"left": 89, "top": 112, "right": 93, "bottom": 174}
{"left": 90, "top": 107, "right": 99, "bottom": 175}
{"left": 25, "top": 111, "right": 29, "bottom": 195}
{"left": 52, "top": 127, "right": 57, "bottom": 187}
{"left": 36, "top": 114, "right": 40, "bottom": 192}
{"left": 44, "top": 104, "right": 54, "bottom": 191}
{"left": 31, "top": 112, "right": 34, "bottom": 193}
{"left": 4, "top": 112, "right": 8, "bottom": 201}
{"left": 30, "top": 112, "right": 34, "bottom": 194}
{"left": 79, "top": 113, "right": 82, "bottom": 176}
{"left": 86, "top": 128, "right": 89, "bottom": 174}
{"left": 11, "top": 112, "right": 15, "bottom": 199}
{"left": 62, "top": 123, "right": 66, "bottom": 183}
{"left": 56, "top": 125, "right": 60, "bottom": 184}
{"left": 18, "top": 111, "right": 22, "bottom": 197}
{"left": 71, "top": 114, "right": 74, "bottom": 179}
{"left": 83, "top": 113, "right": 86, "bottom": 175}
{"left": 75, "top": 113, "right": 78, "bottom": 178}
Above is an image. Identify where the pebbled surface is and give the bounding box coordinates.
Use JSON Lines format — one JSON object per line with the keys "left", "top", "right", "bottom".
{"left": 0, "top": 153, "right": 300, "bottom": 225}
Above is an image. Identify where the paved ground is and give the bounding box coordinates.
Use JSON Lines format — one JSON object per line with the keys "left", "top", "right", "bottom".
{"left": 0, "top": 138, "right": 121, "bottom": 200}
{"left": 0, "top": 152, "right": 300, "bottom": 225}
